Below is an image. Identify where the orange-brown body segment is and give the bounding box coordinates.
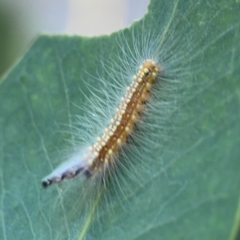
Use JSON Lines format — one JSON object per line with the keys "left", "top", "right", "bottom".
{"left": 90, "top": 60, "right": 162, "bottom": 171}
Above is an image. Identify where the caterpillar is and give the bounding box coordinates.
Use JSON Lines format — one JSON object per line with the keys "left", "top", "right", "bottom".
{"left": 42, "top": 59, "right": 163, "bottom": 187}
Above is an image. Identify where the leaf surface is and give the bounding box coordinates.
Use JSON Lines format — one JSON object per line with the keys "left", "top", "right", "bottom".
{"left": 0, "top": 0, "right": 240, "bottom": 240}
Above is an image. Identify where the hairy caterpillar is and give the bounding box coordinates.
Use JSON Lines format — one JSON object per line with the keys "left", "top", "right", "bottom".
{"left": 42, "top": 59, "right": 163, "bottom": 187}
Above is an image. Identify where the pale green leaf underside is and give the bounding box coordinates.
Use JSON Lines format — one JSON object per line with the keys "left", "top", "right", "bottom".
{"left": 0, "top": 0, "right": 240, "bottom": 240}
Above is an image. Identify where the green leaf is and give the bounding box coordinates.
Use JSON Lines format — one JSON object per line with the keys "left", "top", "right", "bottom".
{"left": 1, "top": 0, "right": 240, "bottom": 239}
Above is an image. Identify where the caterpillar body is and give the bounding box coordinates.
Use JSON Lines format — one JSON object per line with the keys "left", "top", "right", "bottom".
{"left": 42, "top": 59, "right": 162, "bottom": 187}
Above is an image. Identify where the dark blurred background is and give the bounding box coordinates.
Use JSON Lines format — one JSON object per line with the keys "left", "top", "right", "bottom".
{"left": 0, "top": 0, "right": 149, "bottom": 77}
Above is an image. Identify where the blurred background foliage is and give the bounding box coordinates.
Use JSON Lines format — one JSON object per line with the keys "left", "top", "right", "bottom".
{"left": 0, "top": 0, "right": 149, "bottom": 77}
